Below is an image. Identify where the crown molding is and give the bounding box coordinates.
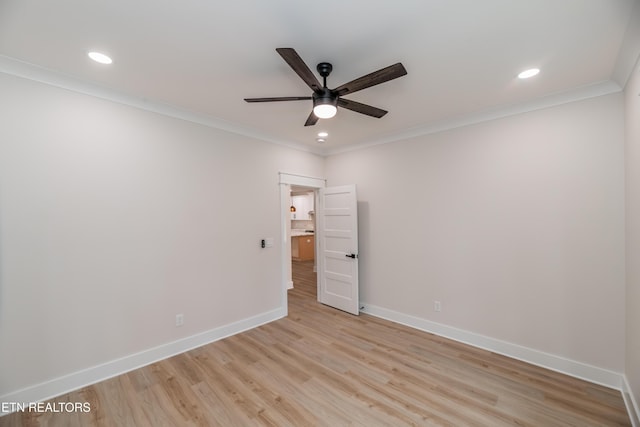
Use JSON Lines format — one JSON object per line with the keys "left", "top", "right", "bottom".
{"left": 0, "top": 55, "right": 325, "bottom": 156}
{"left": 612, "top": 0, "right": 640, "bottom": 89}
{"left": 0, "top": 54, "right": 622, "bottom": 158}
{"left": 323, "top": 79, "right": 622, "bottom": 156}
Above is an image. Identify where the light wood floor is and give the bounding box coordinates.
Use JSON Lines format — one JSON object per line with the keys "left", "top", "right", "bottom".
{"left": 2, "top": 260, "right": 631, "bottom": 426}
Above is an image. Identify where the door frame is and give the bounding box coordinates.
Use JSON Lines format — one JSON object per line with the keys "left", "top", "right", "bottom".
{"left": 279, "top": 172, "right": 326, "bottom": 315}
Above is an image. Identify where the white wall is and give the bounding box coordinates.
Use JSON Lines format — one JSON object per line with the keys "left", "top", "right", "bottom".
{"left": 0, "top": 73, "right": 324, "bottom": 398}
{"left": 0, "top": 64, "right": 633, "bottom": 412}
{"left": 625, "top": 56, "right": 640, "bottom": 415}
{"left": 325, "top": 93, "right": 626, "bottom": 372}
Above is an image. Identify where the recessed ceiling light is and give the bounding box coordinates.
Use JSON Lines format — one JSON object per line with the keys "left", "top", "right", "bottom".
{"left": 88, "top": 51, "right": 113, "bottom": 65}
{"left": 518, "top": 68, "right": 540, "bottom": 79}
{"left": 317, "top": 132, "right": 329, "bottom": 138}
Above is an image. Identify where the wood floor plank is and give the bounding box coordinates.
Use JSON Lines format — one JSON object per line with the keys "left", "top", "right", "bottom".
{"left": 0, "top": 259, "right": 631, "bottom": 426}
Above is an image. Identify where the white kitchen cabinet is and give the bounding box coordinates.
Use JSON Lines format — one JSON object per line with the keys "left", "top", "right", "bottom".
{"left": 291, "top": 192, "right": 314, "bottom": 220}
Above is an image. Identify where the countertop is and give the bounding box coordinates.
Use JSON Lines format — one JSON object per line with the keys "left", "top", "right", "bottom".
{"left": 291, "top": 229, "right": 315, "bottom": 237}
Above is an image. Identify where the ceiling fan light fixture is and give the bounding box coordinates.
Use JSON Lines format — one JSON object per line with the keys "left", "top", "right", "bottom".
{"left": 313, "top": 103, "right": 337, "bottom": 119}
{"left": 313, "top": 89, "right": 338, "bottom": 119}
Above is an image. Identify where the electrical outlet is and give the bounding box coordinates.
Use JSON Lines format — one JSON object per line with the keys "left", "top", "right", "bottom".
{"left": 175, "top": 314, "right": 184, "bottom": 327}
{"left": 434, "top": 301, "right": 442, "bottom": 312}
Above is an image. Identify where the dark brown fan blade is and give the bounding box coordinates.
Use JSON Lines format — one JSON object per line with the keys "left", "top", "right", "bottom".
{"left": 337, "top": 98, "right": 388, "bottom": 118}
{"left": 244, "top": 96, "right": 312, "bottom": 102}
{"left": 304, "top": 111, "right": 319, "bottom": 126}
{"left": 276, "top": 48, "right": 322, "bottom": 93}
{"left": 333, "top": 63, "right": 407, "bottom": 96}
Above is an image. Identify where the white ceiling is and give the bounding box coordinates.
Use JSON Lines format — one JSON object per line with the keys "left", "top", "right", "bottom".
{"left": 0, "top": 0, "right": 637, "bottom": 155}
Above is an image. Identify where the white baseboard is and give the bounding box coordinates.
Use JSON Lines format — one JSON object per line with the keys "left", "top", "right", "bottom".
{"left": 623, "top": 375, "right": 640, "bottom": 427}
{"left": 287, "top": 280, "right": 294, "bottom": 290}
{"left": 361, "top": 303, "right": 624, "bottom": 390}
{"left": 0, "top": 307, "right": 285, "bottom": 415}
{"left": 4, "top": 302, "right": 636, "bottom": 423}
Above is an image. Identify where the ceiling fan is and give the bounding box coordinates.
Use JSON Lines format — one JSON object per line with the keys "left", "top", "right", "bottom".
{"left": 244, "top": 48, "right": 407, "bottom": 126}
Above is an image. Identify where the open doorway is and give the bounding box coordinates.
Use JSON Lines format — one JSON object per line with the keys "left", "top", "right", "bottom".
{"left": 278, "top": 173, "right": 325, "bottom": 315}
{"left": 290, "top": 185, "right": 317, "bottom": 303}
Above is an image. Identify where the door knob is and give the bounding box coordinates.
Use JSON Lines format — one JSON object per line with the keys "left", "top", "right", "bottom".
{"left": 345, "top": 253, "right": 357, "bottom": 259}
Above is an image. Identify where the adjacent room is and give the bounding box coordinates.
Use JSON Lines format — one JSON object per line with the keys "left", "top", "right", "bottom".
{"left": 1, "top": 0, "right": 639, "bottom": 425}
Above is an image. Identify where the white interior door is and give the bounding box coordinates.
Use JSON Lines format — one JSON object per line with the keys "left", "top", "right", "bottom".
{"left": 317, "top": 184, "right": 359, "bottom": 315}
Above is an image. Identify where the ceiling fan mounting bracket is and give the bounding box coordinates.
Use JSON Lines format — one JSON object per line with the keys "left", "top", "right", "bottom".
{"left": 316, "top": 62, "right": 333, "bottom": 79}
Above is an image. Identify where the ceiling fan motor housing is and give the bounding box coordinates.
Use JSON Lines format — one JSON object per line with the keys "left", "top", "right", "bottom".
{"left": 313, "top": 88, "right": 337, "bottom": 106}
